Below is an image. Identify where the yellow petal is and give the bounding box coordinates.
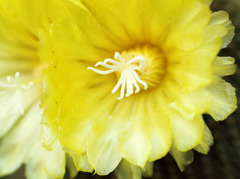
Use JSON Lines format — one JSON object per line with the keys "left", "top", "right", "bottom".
{"left": 118, "top": 98, "right": 151, "bottom": 168}
{"left": 200, "top": 0, "right": 213, "bottom": 5}
{"left": 164, "top": 2, "right": 211, "bottom": 50}
{"left": 66, "top": 149, "right": 93, "bottom": 173}
{"left": 206, "top": 77, "right": 237, "bottom": 121}
{"left": 43, "top": 143, "right": 66, "bottom": 179}
{"left": 57, "top": 0, "right": 123, "bottom": 53}
{"left": 170, "top": 111, "right": 204, "bottom": 152}
{"left": 170, "top": 144, "right": 193, "bottom": 172}
{"left": 175, "top": 88, "right": 211, "bottom": 115}
{"left": 212, "top": 57, "right": 236, "bottom": 77}
{"left": 0, "top": 102, "right": 40, "bottom": 176}
{"left": 50, "top": 17, "right": 103, "bottom": 62}
{"left": 142, "top": 162, "right": 153, "bottom": 178}
{"left": 194, "top": 123, "right": 213, "bottom": 154}
{"left": 115, "top": 159, "right": 142, "bottom": 179}
{"left": 41, "top": 123, "right": 58, "bottom": 151}
{"left": 147, "top": 92, "right": 172, "bottom": 161}
{"left": 87, "top": 119, "right": 122, "bottom": 175}
{"left": 66, "top": 155, "right": 78, "bottom": 178}
{"left": 208, "top": 11, "right": 235, "bottom": 48}
{"left": 143, "top": 0, "right": 181, "bottom": 44}
{"left": 0, "top": 0, "right": 42, "bottom": 36}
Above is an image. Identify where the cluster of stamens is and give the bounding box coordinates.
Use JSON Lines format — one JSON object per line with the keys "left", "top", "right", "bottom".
{"left": 87, "top": 52, "right": 148, "bottom": 100}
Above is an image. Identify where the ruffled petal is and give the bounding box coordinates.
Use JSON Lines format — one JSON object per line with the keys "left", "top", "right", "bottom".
{"left": 208, "top": 11, "right": 235, "bottom": 48}
{"left": 206, "top": 76, "right": 237, "bottom": 121}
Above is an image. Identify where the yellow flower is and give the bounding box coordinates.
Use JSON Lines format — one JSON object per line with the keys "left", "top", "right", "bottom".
{"left": 0, "top": 1, "right": 69, "bottom": 179}
{"left": 43, "top": 0, "right": 237, "bottom": 177}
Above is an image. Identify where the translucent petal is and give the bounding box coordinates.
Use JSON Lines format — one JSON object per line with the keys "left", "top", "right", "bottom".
{"left": 142, "top": 162, "right": 153, "bottom": 178}
{"left": 208, "top": 11, "right": 235, "bottom": 48}
{"left": 194, "top": 123, "right": 213, "bottom": 154}
{"left": 206, "top": 77, "right": 237, "bottom": 121}
{"left": 115, "top": 159, "right": 142, "bottom": 179}
{"left": 170, "top": 144, "right": 194, "bottom": 172}
{"left": 66, "top": 150, "right": 93, "bottom": 173}
{"left": 66, "top": 155, "right": 78, "bottom": 178}
{"left": 212, "top": 57, "right": 236, "bottom": 77}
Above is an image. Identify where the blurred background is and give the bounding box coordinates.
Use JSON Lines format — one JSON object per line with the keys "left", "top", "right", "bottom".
{"left": 3, "top": 0, "right": 240, "bottom": 178}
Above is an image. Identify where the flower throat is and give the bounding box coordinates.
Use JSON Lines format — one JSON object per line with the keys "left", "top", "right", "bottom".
{"left": 88, "top": 45, "right": 166, "bottom": 100}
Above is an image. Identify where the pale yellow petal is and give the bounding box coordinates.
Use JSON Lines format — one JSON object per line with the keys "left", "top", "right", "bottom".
{"left": 118, "top": 98, "right": 151, "bottom": 168}
{"left": 142, "top": 162, "right": 153, "bottom": 178}
{"left": 43, "top": 143, "right": 66, "bottom": 179}
{"left": 66, "top": 155, "right": 78, "bottom": 178}
{"left": 115, "top": 159, "right": 142, "bottom": 179}
{"left": 0, "top": 102, "right": 41, "bottom": 176}
{"left": 66, "top": 150, "right": 93, "bottom": 173}
{"left": 25, "top": 144, "right": 50, "bottom": 179}
{"left": 208, "top": 11, "right": 235, "bottom": 48}
{"left": 194, "top": 123, "right": 213, "bottom": 154}
{"left": 147, "top": 92, "right": 172, "bottom": 161}
{"left": 0, "top": 85, "right": 41, "bottom": 137}
{"left": 170, "top": 111, "right": 204, "bottom": 152}
{"left": 206, "top": 77, "right": 237, "bottom": 121}
{"left": 175, "top": 88, "right": 211, "bottom": 115}
{"left": 41, "top": 123, "right": 58, "bottom": 151}
{"left": 87, "top": 119, "right": 122, "bottom": 175}
{"left": 170, "top": 144, "right": 193, "bottom": 172}
{"left": 167, "top": 36, "right": 222, "bottom": 90}
{"left": 212, "top": 57, "right": 236, "bottom": 77}
{"left": 164, "top": 2, "right": 211, "bottom": 50}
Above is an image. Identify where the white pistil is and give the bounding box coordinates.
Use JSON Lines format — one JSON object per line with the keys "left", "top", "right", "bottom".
{"left": 87, "top": 52, "right": 148, "bottom": 100}
{"left": 0, "top": 72, "right": 34, "bottom": 115}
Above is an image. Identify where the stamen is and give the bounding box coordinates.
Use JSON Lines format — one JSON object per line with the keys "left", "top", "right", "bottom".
{"left": 88, "top": 52, "right": 148, "bottom": 100}
{"left": 0, "top": 72, "right": 34, "bottom": 115}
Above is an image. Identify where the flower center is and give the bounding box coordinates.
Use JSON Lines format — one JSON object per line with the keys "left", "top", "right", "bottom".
{"left": 88, "top": 45, "right": 165, "bottom": 100}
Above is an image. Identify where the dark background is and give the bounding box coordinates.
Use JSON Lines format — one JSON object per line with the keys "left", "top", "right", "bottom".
{"left": 4, "top": 0, "right": 240, "bottom": 178}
